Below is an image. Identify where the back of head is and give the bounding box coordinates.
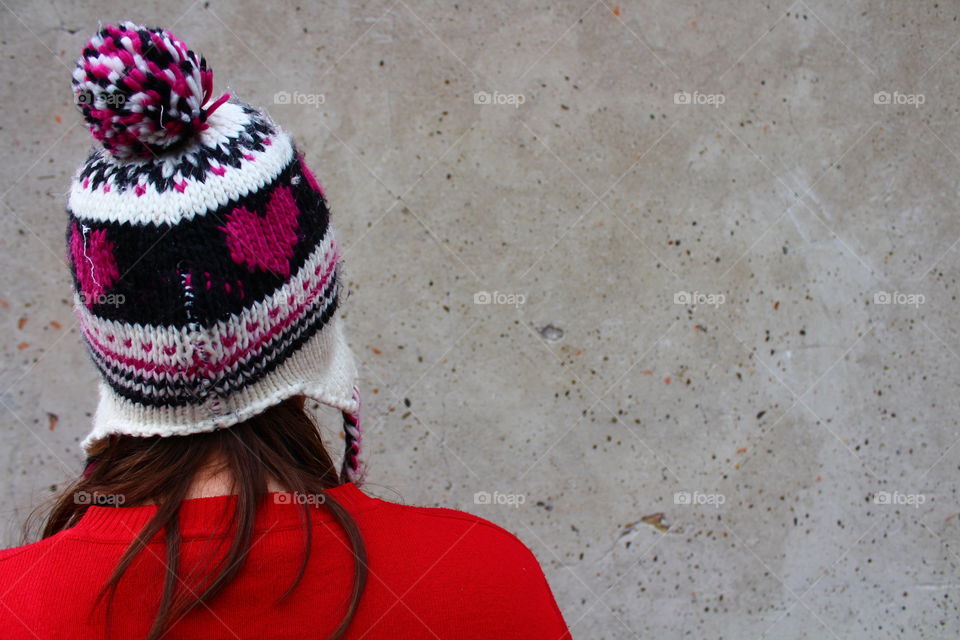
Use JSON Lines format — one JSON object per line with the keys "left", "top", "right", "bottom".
{"left": 67, "top": 21, "right": 365, "bottom": 482}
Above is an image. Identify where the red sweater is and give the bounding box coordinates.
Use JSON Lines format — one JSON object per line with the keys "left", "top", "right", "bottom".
{"left": 0, "top": 483, "right": 572, "bottom": 639}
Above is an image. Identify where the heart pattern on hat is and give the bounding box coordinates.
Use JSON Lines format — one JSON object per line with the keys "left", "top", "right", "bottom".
{"left": 69, "top": 222, "right": 121, "bottom": 308}
{"left": 221, "top": 184, "right": 301, "bottom": 278}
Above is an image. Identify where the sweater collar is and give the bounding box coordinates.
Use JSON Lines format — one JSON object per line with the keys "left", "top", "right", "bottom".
{"left": 68, "top": 482, "right": 371, "bottom": 542}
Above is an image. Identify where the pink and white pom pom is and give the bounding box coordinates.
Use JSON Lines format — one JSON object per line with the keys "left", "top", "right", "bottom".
{"left": 72, "top": 21, "right": 229, "bottom": 159}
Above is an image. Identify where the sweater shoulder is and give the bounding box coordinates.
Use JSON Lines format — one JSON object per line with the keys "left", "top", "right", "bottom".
{"left": 0, "top": 535, "right": 62, "bottom": 564}
{"left": 360, "top": 496, "right": 549, "bottom": 578}
{"left": 371, "top": 497, "right": 535, "bottom": 552}
{"left": 357, "top": 496, "right": 571, "bottom": 636}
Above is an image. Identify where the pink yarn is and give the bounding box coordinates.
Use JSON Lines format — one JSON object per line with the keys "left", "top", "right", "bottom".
{"left": 298, "top": 153, "right": 325, "bottom": 198}
{"left": 69, "top": 223, "right": 120, "bottom": 308}
{"left": 79, "top": 245, "right": 338, "bottom": 378}
{"left": 221, "top": 185, "right": 301, "bottom": 277}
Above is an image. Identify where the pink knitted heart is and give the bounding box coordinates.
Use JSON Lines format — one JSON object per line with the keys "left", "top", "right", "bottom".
{"left": 69, "top": 222, "right": 120, "bottom": 308}
{"left": 221, "top": 185, "right": 301, "bottom": 277}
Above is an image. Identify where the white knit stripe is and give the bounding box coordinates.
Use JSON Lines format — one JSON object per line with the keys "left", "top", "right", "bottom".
{"left": 85, "top": 281, "right": 339, "bottom": 403}
{"left": 75, "top": 227, "right": 336, "bottom": 368}
{"left": 68, "top": 103, "right": 296, "bottom": 225}
{"left": 81, "top": 313, "right": 360, "bottom": 451}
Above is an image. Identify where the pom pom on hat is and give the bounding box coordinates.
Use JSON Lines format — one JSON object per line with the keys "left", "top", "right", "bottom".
{"left": 72, "top": 21, "right": 229, "bottom": 160}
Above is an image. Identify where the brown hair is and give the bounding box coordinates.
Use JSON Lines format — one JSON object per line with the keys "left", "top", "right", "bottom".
{"left": 27, "top": 395, "right": 367, "bottom": 640}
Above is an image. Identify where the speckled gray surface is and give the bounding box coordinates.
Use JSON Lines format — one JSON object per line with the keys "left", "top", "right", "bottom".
{"left": 2, "top": 1, "right": 960, "bottom": 638}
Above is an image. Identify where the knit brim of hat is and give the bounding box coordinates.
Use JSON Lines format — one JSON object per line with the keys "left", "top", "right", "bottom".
{"left": 80, "top": 315, "right": 359, "bottom": 452}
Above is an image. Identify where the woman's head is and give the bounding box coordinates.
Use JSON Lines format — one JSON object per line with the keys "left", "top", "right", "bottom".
{"left": 67, "top": 21, "right": 366, "bottom": 483}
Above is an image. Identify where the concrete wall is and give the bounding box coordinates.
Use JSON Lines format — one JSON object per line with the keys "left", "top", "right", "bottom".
{"left": 2, "top": 1, "right": 958, "bottom": 637}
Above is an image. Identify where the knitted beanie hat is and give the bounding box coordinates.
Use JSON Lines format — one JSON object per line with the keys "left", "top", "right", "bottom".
{"left": 66, "top": 21, "right": 365, "bottom": 484}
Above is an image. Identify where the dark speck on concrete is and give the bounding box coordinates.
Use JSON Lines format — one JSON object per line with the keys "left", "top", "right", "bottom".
{"left": 539, "top": 324, "right": 564, "bottom": 341}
